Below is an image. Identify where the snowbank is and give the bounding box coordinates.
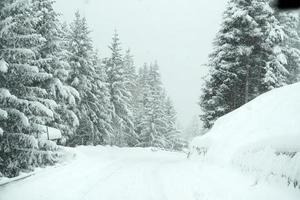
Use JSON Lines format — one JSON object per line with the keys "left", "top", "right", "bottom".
{"left": 190, "top": 83, "right": 300, "bottom": 186}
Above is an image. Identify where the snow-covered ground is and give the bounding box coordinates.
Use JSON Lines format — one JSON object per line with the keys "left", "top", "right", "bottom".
{"left": 0, "top": 146, "right": 299, "bottom": 200}
{"left": 190, "top": 83, "right": 300, "bottom": 190}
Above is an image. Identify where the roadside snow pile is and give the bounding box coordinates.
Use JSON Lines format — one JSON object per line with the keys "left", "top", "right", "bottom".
{"left": 190, "top": 83, "right": 300, "bottom": 187}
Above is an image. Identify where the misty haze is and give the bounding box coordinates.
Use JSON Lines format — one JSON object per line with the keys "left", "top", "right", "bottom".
{"left": 0, "top": 0, "right": 299, "bottom": 200}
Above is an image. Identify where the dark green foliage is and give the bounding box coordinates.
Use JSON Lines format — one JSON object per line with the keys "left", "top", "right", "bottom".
{"left": 0, "top": 0, "right": 61, "bottom": 177}
{"left": 67, "top": 12, "right": 112, "bottom": 146}
{"left": 200, "top": 0, "right": 300, "bottom": 129}
{"left": 0, "top": 133, "right": 61, "bottom": 178}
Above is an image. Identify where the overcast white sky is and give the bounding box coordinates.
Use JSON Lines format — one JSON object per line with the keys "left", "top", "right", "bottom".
{"left": 54, "top": 0, "right": 227, "bottom": 127}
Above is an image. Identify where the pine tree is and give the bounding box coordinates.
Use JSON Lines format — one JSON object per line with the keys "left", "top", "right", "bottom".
{"left": 163, "top": 97, "right": 185, "bottom": 150}
{"left": 134, "top": 64, "right": 150, "bottom": 138}
{"left": 138, "top": 63, "right": 169, "bottom": 148}
{"left": 275, "top": 12, "right": 300, "bottom": 84}
{"left": 200, "top": 0, "right": 294, "bottom": 128}
{"left": 0, "top": 0, "right": 60, "bottom": 177}
{"left": 123, "top": 49, "right": 137, "bottom": 98}
{"left": 0, "top": 59, "right": 9, "bottom": 137}
{"left": 90, "top": 54, "right": 113, "bottom": 145}
{"left": 67, "top": 11, "right": 112, "bottom": 146}
{"left": 135, "top": 62, "right": 183, "bottom": 150}
{"left": 67, "top": 11, "right": 95, "bottom": 145}
{"left": 105, "top": 31, "right": 136, "bottom": 146}
{"left": 123, "top": 49, "right": 142, "bottom": 140}
{"left": 32, "top": 0, "right": 80, "bottom": 142}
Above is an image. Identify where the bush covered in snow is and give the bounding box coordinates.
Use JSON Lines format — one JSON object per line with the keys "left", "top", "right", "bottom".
{"left": 0, "top": 133, "right": 63, "bottom": 178}
{"left": 190, "top": 83, "right": 300, "bottom": 188}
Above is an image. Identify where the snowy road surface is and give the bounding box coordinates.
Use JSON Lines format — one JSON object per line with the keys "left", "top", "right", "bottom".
{"left": 0, "top": 146, "right": 299, "bottom": 200}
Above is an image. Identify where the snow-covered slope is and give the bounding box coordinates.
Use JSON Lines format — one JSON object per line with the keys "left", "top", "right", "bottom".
{"left": 190, "top": 83, "right": 300, "bottom": 185}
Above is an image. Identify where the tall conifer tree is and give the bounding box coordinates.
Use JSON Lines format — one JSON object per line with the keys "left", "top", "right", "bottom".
{"left": 105, "top": 31, "right": 136, "bottom": 146}
{"left": 67, "top": 12, "right": 111, "bottom": 145}
{"left": 200, "top": 0, "right": 296, "bottom": 128}
{"left": 0, "top": 0, "right": 60, "bottom": 177}
{"left": 32, "top": 0, "right": 80, "bottom": 141}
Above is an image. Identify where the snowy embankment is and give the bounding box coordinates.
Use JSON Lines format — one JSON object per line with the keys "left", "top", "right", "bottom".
{"left": 190, "top": 83, "right": 300, "bottom": 187}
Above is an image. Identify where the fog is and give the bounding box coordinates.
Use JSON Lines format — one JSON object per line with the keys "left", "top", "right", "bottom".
{"left": 54, "top": 0, "right": 227, "bottom": 127}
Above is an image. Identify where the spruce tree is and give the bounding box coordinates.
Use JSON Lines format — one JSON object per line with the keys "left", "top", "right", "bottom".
{"left": 200, "top": 0, "right": 294, "bottom": 128}
{"left": 32, "top": 0, "right": 80, "bottom": 141}
{"left": 138, "top": 63, "right": 168, "bottom": 148}
{"left": 135, "top": 62, "right": 183, "bottom": 150}
{"left": 0, "top": 0, "right": 60, "bottom": 177}
{"left": 123, "top": 49, "right": 137, "bottom": 99}
{"left": 163, "top": 97, "right": 185, "bottom": 150}
{"left": 67, "top": 11, "right": 94, "bottom": 145}
{"left": 275, "top": 12, "right": 300, "bottom": 84}
{"left": 90, "top": 54, "right": 113, "bottom": 145}
{"left": 105, "top": 31, "right": 136, "bottom": 146}
{"left": 67, "top": 11, "right": 112, "bottom": 146}
{"left": 134, "top": 64, "right": 150, "bottom": 138}
{"left": 0, "top": 59, "right": 9, "bottom": 137}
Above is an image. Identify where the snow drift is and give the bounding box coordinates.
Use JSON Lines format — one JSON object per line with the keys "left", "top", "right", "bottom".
{"left": 190, "top": 83, "right": 300, "bottom": 186}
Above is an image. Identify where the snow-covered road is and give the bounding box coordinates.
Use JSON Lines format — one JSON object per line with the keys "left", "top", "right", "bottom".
{"left": 0, "top": 146, "right": 299, "bottom": 200}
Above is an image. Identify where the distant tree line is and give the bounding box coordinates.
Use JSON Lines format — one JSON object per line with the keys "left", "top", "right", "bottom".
{"left": 0, "top": 0, "right": 184, "bottom": 178}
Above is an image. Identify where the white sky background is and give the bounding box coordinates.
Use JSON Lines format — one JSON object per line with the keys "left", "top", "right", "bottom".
{"left": 54, "top": 0, "right": 227, "bottom": 127}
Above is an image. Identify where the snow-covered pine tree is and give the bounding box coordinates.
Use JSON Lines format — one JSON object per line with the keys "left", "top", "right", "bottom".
{"left": 138, "top": 62, "right": 169, "bottom": 148}
{"left": 135, "top": 63, "right": 183, "bottom": 150}
{"left": 0, "top": 0, "right": 60, "bottom": 177}
{"left": 0, "top": 59, "right": 9, "bottom": 138}
{"left": 123, "top": 49, "right": 138, "bottom": 113}
{"left": 32, "top": 0, "right": 80, "bottom": 142}
{"left": 261, "top": 2, "right": 290, "bottom": 91}
{"left": 163, "top": 97, "right": 185, "bottom": 151}
{"left": 67, "top": 11, "right": 111, "bottom": 146}
{"left": 134, "top": 64, "right": 150, "bottom": 138}
{"left": 200, "top": 0, "right": 293, "bottom": 129}
{"left": 123, "top": 49, "right": 142, "bottom": 143}
{"left": 274, "top": 12, "right": 300, "bottom": 84}
{"left": 67, "top": 11, "right": 95, "bottom": 145}
{"left": 123, "top": 49, "right": 137, "bottom": 98}
{"left": 105, "top": 31, "right": 137, "bottom": 146}
{"left": 90, "top": 53, "right": 113, "bottom": 145}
